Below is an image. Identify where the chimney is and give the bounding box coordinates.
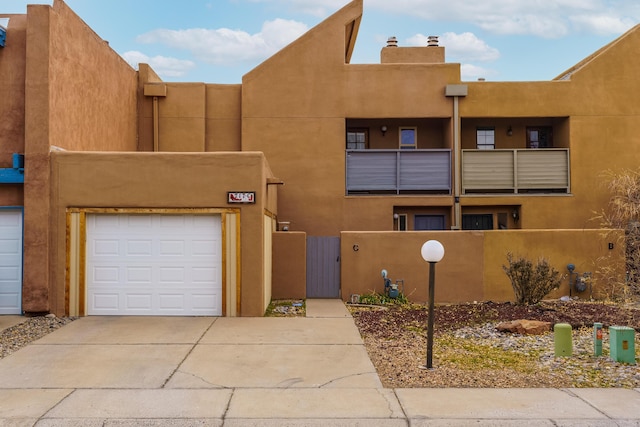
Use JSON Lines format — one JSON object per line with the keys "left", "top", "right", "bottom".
{"left": 386, "top": 36, "right": 398, "bottom": 47}
{"left": 427, "top": 36, "right": 439, "bottom": 47}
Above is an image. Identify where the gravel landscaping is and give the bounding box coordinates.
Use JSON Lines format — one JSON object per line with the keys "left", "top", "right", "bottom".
{"left": 0, "top": 315, "right": 76, "bottom": 359}
{"left": 350, "top": 300, "right": 640, "bottom": 388}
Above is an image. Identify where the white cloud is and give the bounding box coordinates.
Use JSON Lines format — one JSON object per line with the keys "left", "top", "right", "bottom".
{"left": 460, "top": 63, "right": 498, "bottom": 81}
{"left": 364, "top": 0, "right": 637, "bottom": 38}
{"left": 135, "top": 19, "right": 308, "bottom": 66}
{"left": 570, "top": 14, "right": 636, "bottom": 35}
{"left": 246, "top": 0, "right": 350, "bottom": 17}
{"left": 407, "top": 32, "right": 500, "bottom": 62}
{"left": 121, "top": 51, "right": 196, "bottom": 77}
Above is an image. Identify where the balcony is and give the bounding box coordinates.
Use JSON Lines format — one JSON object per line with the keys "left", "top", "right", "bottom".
{"left": 346, "top": 149, "right": 451, "bottom": 195}
{"left": 461, "top": 148, "right": 570, "bottom": 194}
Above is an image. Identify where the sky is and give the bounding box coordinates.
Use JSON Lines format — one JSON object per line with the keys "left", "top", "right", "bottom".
{"left": 2, "top": 0, "right": 639, "bottom": 84}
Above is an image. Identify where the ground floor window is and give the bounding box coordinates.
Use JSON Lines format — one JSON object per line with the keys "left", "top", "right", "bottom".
{"left": 462, "top": 214, "right": 493, "bottom": 230}
{"left": 415, "top": 214, "right": 445, "bottom": 230}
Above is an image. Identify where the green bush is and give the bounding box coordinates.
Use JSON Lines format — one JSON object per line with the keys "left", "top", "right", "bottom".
{"left": 502, "top": 253, "right": 562, "bottom": 305}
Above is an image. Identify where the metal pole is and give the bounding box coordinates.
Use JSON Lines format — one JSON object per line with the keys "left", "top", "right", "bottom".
{"left": 426, "top": 261, "right": 436, "bottom": 369}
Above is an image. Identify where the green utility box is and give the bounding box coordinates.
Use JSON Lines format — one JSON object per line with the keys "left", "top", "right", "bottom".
{"left": 554, "top": 323, "right": 573, "bottom": 357}
{"left": 609, "top": 326, "right": 636, "bottom": 364}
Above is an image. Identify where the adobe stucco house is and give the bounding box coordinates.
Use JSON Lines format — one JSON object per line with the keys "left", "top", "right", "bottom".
{"left": 0, "top": 0, "right": 636, "bottom": 316}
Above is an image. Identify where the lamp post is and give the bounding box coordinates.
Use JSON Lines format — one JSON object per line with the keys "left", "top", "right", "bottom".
{"left": 420, "top": 240, "right": 445, "bottom": 369}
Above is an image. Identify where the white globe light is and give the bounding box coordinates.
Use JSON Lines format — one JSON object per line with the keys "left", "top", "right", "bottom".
{"left": 421, "top": 240, "right": 445, "bottom": 263}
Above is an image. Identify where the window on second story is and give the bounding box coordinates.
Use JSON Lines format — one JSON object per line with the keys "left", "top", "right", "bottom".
{"left": 399, "top": 127, "right": 417, "bottom": 149}
{"left": 527, "top": 127, "right": 553, "bottom": 148}
{"left": 476, "top": 127, "right": 495, "bottom": 150}
{"left": 346, "top": 128, "right": 368, "bottom": 149}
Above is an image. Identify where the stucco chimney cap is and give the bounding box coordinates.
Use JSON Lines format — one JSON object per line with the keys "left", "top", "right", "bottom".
{"left": 427, "top": 36, "right": 439, "bottom": 47}
{"left": 386, "top": 36, "right": 398, "bottom": 47}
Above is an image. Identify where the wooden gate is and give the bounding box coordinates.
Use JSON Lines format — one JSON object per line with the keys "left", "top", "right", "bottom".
{"left": 306, "top": 236, "right": 341, "bottom": 298}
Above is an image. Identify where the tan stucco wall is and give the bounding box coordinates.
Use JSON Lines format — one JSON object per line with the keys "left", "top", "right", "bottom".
{"left": 21, "top": 1, "right": 139, "bottom": 312}
{"left": 6, "top": 0, "right": 639, "bottom": 315}
{"left": 0, "top": 14, "right": 27, "bottom": 170}
{"left": 136, "top": 79, "right": 242, "bottom": 153}
{"left": 482, "top": 229, "right": 625, "bottom": 301}
{"left": 458, "top": 25, "right": 640, "bottom": 231}
{"left": 49, "top": 151, "right": 275, "bottom": 316}
{"left": 272, "top": 231, "right": 307, "bottom": 299}
{"left": 239, "top": 0, "right": 460, "bottom": 237}
{"left": 340, "top": 229, "right": 624, "bottom": 304}
{"left": 341, "top": 231, "right": 484, "bottom": 304}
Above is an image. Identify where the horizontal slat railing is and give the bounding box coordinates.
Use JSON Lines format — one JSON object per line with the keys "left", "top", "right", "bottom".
{"left": 346, "top": 149, "right": 451, "bottom": 194}
{"left": 462, "top": 148, "right": 569, "bottom": 194}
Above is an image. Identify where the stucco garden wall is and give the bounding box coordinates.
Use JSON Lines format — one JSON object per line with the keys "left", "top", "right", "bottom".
{"left": 340, "top": 229, "right": 624, "bottom": 304}
{"left": 272, "top": 231, "right": 307, "bottom": 300}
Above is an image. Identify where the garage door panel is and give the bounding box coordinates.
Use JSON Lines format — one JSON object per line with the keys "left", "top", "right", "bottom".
{"left": 0, "top": 292, "right": 20, "bottom": 310}
{"left": 0, "top": 266, "right": 19, "bottom": 280}
{"left": 0, "top": 211, "right": 22, "bottom": 314}
{"left": 127, "top": 240, "right": 153, "bottom": 256}
{"left": 87, "top": 214, "right": 222, "bottom": 316}
{"left": 92, "top": 293, "right": 120, "bottom": 311}
{"left": 158, "top": 294, "right": 184, "bottom": 310}
{"left": 127, "top": 267, "right": 152, "bottom": 283}
{"left": 127, "top": 294, "right": 153, "bottom": 310}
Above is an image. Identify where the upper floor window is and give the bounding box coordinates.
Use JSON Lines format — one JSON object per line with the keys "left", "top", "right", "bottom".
{"left": 347, "top": 128, "right": 368, "bottom": 149}
{"left": 527, "top": 126, "right": 553, "bottom": 148}
{"left": 399, "top": 127, "right": 417, "bottom": 149}
{"left": 476, "top": 127, "right": 495, "bottom": 149}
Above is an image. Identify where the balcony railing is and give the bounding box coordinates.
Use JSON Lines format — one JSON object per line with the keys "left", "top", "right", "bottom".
{"left": 461, "top": 148, "right": 570, "bottom": 194}
{"left": 346, "top": 149, "right": 451, "bottom": 194}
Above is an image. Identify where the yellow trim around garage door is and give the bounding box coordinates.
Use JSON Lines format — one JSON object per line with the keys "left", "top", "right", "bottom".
{"left": 66, "top": 208, "right": 240, "bottom": 317}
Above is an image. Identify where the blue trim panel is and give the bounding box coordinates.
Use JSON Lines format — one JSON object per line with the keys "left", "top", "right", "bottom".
{"left": 0, "top": 154, "right": 24, "bottom": 183}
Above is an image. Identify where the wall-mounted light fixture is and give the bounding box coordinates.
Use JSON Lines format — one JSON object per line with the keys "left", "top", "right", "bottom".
{"left": 512, "top": 208, "right": 519, "bottom": 223}
{"left": 507, "top": 126, "right": 513, "bottom": 137}
{"left": 381, "top": 125, "right": 388, "bottom": 136}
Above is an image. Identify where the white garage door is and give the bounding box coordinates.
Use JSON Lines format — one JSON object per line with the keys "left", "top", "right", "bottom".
{"left": 0, "top": 210, "right": 22, "bottom": 315}
{"left": 86, "top": 214, "right": 222, "bottom": 316}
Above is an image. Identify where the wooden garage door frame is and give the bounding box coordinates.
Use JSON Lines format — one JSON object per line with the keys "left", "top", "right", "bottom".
{"left": 66, "top": 208, "right": 241, "bottom": 317}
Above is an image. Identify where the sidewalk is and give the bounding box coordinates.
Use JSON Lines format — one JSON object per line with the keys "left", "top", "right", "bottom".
{"left": 0, "top": 299, "right": 639, "bottom": 425}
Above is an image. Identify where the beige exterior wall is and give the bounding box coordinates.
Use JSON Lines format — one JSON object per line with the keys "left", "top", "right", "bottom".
{"left": 136, "top": 79, "right": 242, "bottom": 153}
{"left": 0, "top": 12, "right": 27, "bottom": 268}
{"left": 5, "top": 0, "right": 640, "bottom": 313}
{"left": 19, "top": 0, "right": 139, "bottom": 312}
{"left": 239, "top": 1, "right": 460, "bottom": 236}
{"left": 49, "top": 151, "right": 277, "bottom": 317}
{"left": 272, "top": 232, "right": 307, "bottom": 300}
{"left": 341, "top": 229, "right": 624, "bottom": 304}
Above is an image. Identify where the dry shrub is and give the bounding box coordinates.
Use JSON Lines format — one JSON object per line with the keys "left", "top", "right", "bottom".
{"left": 594, "top": 169, "right": 640, "bottom": 300}
{"left": 502, "top": 253, "right": 562, "bottom": 305}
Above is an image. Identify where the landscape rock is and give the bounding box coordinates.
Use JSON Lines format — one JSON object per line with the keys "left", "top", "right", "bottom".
{"left": 496, "top": 319, "right": 552, "bottom": 335}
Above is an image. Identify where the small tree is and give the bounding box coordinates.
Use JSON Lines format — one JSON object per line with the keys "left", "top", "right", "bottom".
{"left": 502, "top": 253, "right": 562, "bottom": 305}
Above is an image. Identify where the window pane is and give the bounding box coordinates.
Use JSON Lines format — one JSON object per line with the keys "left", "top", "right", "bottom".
{"left": 346, "top": 129, "right": 367, "bottom": 150}
{"left": 476, "top": 128, "right": 495, "bottom": 149}
{"left": 400, "top": 128, "right": 416, "bottom": 149}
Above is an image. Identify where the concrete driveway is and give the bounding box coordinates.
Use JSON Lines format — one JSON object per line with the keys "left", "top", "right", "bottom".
{"left": 1, "top": 299, "right": 639, "bottom": 425}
